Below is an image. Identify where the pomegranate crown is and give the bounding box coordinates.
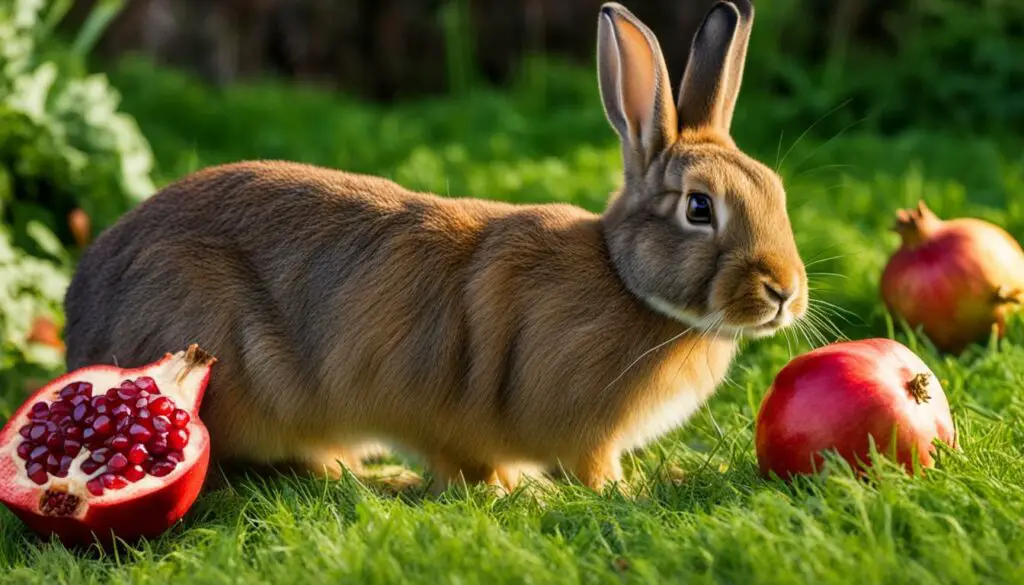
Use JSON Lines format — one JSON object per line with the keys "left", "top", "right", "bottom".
{"left": 893, "top": 200, "right": 943, "bottom": 248}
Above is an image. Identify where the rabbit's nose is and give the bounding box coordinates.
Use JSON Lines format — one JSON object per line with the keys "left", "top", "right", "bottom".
{"left": 761, "top": 279, "right": 796, "bottom": 307}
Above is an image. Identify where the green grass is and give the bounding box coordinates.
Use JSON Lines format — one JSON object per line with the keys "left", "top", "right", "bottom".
{"left": 2, "top": 58, "right": 1024, "bottom": 584}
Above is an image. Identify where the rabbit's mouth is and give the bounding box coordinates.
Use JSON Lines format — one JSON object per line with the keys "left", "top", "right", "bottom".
{"left": 700, "top": 313, "right": 794, "bottom": 340}
{"left": 643, "top": 294, "right": 802, "bottom": 340}
{"left": 744, "top": 313, "right": 796, "bottom": 339}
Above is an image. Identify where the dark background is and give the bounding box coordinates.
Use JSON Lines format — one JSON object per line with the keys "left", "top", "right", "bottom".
{"left": 67, "top": 0, "right": 1024, "bottom": 134}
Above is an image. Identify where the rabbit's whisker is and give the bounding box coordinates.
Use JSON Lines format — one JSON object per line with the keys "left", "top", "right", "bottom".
{"left": 803, "top": 253, "right": 850, "bottom": 269}
{"left": 776, "top": 98, "right": 853, "bottom": 172}
{"left": 600, "top": 324, "right": 697, "bottom": 395}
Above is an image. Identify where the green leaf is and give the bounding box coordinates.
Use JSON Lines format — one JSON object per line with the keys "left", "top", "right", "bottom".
{"left": 24, "top": 219, "right": 68, "bottom": 265}
{"left": 7, "top": 61, "right": 57, "bottom": 121}
{"left": 70, "top": 0, "right": 128, "bottom": 58}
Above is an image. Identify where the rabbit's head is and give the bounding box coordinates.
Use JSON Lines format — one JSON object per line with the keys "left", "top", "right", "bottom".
{"left": 598, "top": 1, "right": 806, "bottom": 339}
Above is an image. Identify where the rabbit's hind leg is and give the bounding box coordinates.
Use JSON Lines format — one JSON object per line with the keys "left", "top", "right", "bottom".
{"left": 302, "top": 445, "right": 425, "bottom": 496}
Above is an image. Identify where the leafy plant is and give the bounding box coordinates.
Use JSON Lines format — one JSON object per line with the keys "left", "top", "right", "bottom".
{"left": 0, "top": 224, "right": 68, "bottom": 409}
{"left": 0, "top": 0, "right": 155, "bottom": 256}
{"left": 0, "top": 0, "right": 156, "bottom": 393}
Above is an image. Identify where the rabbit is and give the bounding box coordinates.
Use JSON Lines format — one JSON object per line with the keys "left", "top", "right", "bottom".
{"left": 63, "top": 0, "right": 807, "bottom": 495}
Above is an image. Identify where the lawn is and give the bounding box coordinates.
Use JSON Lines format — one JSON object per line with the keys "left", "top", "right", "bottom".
{"left": 2, "top": 56, "right": 1024, "bottom": 584}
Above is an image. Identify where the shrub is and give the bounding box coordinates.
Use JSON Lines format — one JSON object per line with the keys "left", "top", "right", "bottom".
{"left": 0, "top": 0, "right": 156, "bottom": 393}
{"left": 0, "top": 0, "right": 155, "bottom": 256}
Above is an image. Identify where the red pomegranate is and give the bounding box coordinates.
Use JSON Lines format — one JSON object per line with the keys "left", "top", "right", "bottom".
{"left": 881, "top": 201, "right": 1024, "bottom": 353}
{"left": 0, "top": 345, "right": 215, "bottom": 545}
{"left": 755, "top": 339, "right": 957, "bottom": 479}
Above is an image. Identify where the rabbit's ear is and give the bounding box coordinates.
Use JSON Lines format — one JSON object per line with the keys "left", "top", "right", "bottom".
{"left": 598, "top": 3, "right": 678, "bottom": 170}
{"left": 676, "top": 1, "right": 753, "bottom": 134}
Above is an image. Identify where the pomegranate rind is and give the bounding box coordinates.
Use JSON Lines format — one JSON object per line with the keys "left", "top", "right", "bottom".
{"left": 755, "top": 338, "right": 957, "bottom": 479}
{"left": 0, "top": 345, "right": 215, "bottom": 545}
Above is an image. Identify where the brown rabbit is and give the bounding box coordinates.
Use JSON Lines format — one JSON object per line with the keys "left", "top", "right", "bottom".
{"left": 63, "top": 0, "right": 807, "bottom": 494}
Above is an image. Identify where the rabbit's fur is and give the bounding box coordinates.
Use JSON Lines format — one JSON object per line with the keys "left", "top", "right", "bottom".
{"left": 64, "top": 1, "right": 806, "bottom": 494}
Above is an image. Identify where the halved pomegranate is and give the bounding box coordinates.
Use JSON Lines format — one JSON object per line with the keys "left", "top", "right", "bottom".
{"left": 0, "top": 345, "right": 215, "bottom": 545}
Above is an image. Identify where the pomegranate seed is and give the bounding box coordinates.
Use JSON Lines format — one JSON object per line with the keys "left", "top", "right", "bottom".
{"left": 46, "top": 432, "right": 64, "bottom": 451}
{"left": 102, "top": 473, "right": 128, "bottom": 490}
{"left": 65, "top": 425, "right": 83, "bottom": 440}
{"left": 112, "top": 403, "right": 131, "bottom": 418}
{"left": 117, "top": 383, "right": 139, "bottom": 402}
{"left": 77, "top": 381, "right": 93, "bottom": 395}
{"left": 28, "top": 424, "right": 48, "bottom": 441}
{"left": 127, "top": 443, "right": 148, "bottom": 464}
{"left": 166, "top": 450, "right": 185, "bottom": 463}
{"left": 142, "top": 457, "right": 155, "bottom": 473}
{"left": 80, "top": 459, "right": 101, "bottom": 475}
{"left": 91, "top": 447, "right": 113, "bottom": 464}
{"left": 107, "top": 453, "right": 129, "bottom": 472}
{"left": 148, "top": 396, "right": 173, "bottom": 416}
{"left": 82, "top": 427, "right": 97, "bottom": 442}
{"left": 59, "top": 455, "right": 73, "bottom": 470}
{"left": 26, "top": 462, "right": 48, "bottom": 485}
{"left": 123, "top": 464, "right": 145, "bottom": 482}
{"left": 110, "top": 434, "right": 130, "bottom": 451}
{"left": 70, "top": 394, "right": 89, "bottom": 407}
{"left": 105, "top": 388, "right": 119, "bottom": 400}
{"left": 129, "top": 424, "right": 153, "bottom": 443}
{"left": 150, "top": 461, "right": 176, "bottom": 477}
{"left": 19, "top": 424, "right": 32, "bottom": 439}
{"left": 171, "top": 409, "right": 190, "bottom": 428}
{"left": 167, "top": 428, "right": 189, "bottom": 450}
{"left": 45, "top": 421, "right": 58, "bottom": 433}
{"left": 105, "top": 473, "right": 128, "bottom": 491}
{"left": 149, "top": 435, "right": 169, "bottom": 455}
{"left": 135, "top": 376, "right": 158, "bottom": 393}
{"left": 137, "top": 408, "right": 152, "bottom": 420}
{"left": 152, "top": 415, "right": 172, "bottom": 433}
{"left": 50, "top": 400, "right": 71, "bottom": 414}
{"left": 29, "top": 445, "right": 49, "bottom": 461}
{"left": 116, "top": 415, "right": 132, "bottom": 433}
{"left": 45, "top": 453, "right": 61, "bottom": 471}
{"left": 16, "top": 442, "right": 32, "bottom": 460}
{"left": 92, "top": 415, "right": 113, "bottom": 435}
{"left": 137, "top": 391, "right": 151, "bottom": 403}
{"left": 30, "top": 402, "right": 49, "bottom": 419}
{"left": 72, "top": 403, "right": 90, "bottom": 422}
{"left": 58, "top": 384, "right": 78, "bottom": 400}
{"left": 86, "top": 478, "right": 104, "bottom": 496}
{"left": 64, "top": 439, "right": 82, "bottom": 456}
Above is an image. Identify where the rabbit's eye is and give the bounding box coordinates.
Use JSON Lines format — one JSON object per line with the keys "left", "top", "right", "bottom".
{"left": 685, "top": 193, "right": 714, "bottom": 225}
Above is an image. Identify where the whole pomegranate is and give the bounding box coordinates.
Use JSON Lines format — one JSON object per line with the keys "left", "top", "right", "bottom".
{"left": 755, "top": 339, "right": 957, "bottom": 479}
{"left": 881, "top": 201, "right": 1024, "bottom": 353}
{"left": 0, "top": 345, "right": 215, "bottom": 545}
